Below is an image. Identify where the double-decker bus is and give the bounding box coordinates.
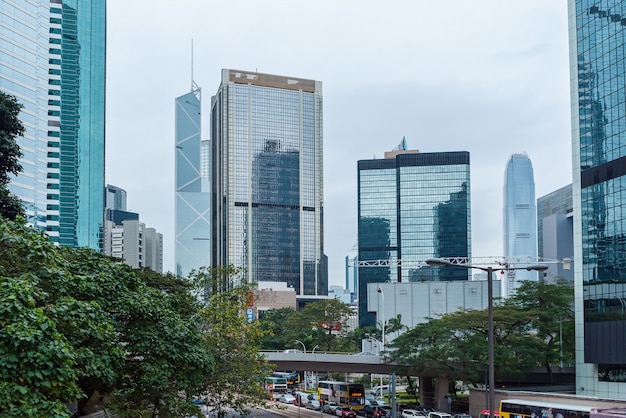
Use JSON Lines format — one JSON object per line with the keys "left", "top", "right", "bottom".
{"left": 272, "top": 371, "right": 301, "bottom": 389}
{"left": 499, "top": 399, "right": 592, "bottom": 418}
{"left": 264, "top": 376, "right": 288, "bottom": 400}
{"left": 317, "top": 380, "right": 365, "bottom": 411}
{"left": 591, "top": 408, "right": 626, "bottom": 418}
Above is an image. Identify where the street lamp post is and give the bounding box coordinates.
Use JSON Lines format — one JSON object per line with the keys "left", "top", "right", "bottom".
{"left": 377, "top": 286, "right": 385, "bottom": 389}
{"left": 377, "top": 286, "right": 385, "bottom": 354}
{"left": 295, "top": 340, "right": 307, "bottom": 390}
{"left": 425, "top": 258, "right": 548, "bottom": 418}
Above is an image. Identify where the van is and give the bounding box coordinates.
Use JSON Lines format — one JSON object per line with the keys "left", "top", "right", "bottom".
{"left": 371, "top": 385, "right": 390, "bottom": 397}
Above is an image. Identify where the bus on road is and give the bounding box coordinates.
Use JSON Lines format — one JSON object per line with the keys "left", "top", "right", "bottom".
{"left": 499, "top": 399, "right": 592, "bottom": 418}
{"left": 272, "top": 371, "right": 301, "bottom": 389}
{"left": 317, "top": 380, "right": 365, "bottom": 411}
{"left": 265, "top": 376, "right": 288, "bottom": 400}
{"left": 591, "top": 408, "right": 626, "bottom": 418}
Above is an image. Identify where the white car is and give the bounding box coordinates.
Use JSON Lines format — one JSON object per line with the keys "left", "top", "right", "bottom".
{"left": 277, "top": 393, "right": 295, "bottom": 404}
{"left": 305, "top": 399, "right": 322, "bottom": 410}
{"left": 403, "top": 410, "right": 426, "bottom": 418}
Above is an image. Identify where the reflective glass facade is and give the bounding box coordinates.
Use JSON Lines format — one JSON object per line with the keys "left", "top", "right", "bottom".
{"left": 1, "top": 0, "right": 105, "bottom": 250}
{"left": 357, "top": 151, "right": 471, "bottom": 327}
{"left": 536, "top": 184, "right": 574, "bottom": 283}
{"left": 57, "top": 0, "right": 105, "bottom": 249}
{"left": 570, "top": 0, "right": 626, "bottom": 397}
{"left": 502, "top": 153, "right": 538, "bottom": 297}
{"left": 211, "top": 69, "right": 326, "bottom": 295}
{"left": 175, "top": 89, "right": 210, "bottom": 278}
{"left": 1, "top": 1, "right": 58, "bottom": 239}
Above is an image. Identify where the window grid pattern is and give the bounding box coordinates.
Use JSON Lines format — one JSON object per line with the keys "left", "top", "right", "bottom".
{"left": 357, "top": 154, "right": 470, "bottom": 326}
{"left": 574, "top": 0, "right": 626, "bottom": 368}
{"left": 213, "top": 72, "right": 325, "bottom": 295}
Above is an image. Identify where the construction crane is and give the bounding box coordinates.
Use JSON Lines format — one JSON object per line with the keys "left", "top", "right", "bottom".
{"left": 354, "top": 256, "right": 571, "bottom": 269}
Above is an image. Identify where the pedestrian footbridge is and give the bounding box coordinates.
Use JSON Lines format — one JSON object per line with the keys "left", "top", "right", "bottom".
{"left": 260, "top": 351, "right": 411, "bottom": 374}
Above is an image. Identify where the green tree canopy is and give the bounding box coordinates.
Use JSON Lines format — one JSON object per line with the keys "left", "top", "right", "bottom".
{"left": 0, "top": 91, "right": 25, "bottom": 219}
{"left": 194, "top": 280, "right": 274, "bottom": 416}
{"left": 0, "top": 217, "right": 214, "bottom": 417}
{"left": 390, "top": 279, "right": 574, "bottom": 386}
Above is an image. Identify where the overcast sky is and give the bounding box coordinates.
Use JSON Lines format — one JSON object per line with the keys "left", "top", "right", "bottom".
{"left": 105, "top": 1, "right": 572, "bottom": 287}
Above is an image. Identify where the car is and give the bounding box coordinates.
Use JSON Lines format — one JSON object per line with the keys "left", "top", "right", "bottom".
{"left": 305, "top": 399, "right": 322, "bottom": 411}
{"left": 336, "top": 406, "right": 358, "bottom": 417}
{"left": 283, "top": 348, "right": 303, "bottom": 353}
{"left": 362, "top": 405, "right": 390, "bottom": 418}
{"left": 403, "top": 410, "right": 428, "bottom": 417}
{"left": 428, "top": 412, "right": 452, "bottom": 418}
{"left": 323, "top": 401, "right": 340, "bottom": 413}
{"left": 352, "top": 351, "right": 378, "bottom": 356}
{"left": 277, "top": 393, "right": 295, "bottom": 404}
{"left": 294, "top": 392, "right": 314, "bottom": 406}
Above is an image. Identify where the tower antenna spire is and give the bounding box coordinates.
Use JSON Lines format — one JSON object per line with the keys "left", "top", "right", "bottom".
{"left": 191, "top": 39, "right": 194, "bottom": 92}
{"left": 191, "top": 39, "right": 200, "bottom": 96}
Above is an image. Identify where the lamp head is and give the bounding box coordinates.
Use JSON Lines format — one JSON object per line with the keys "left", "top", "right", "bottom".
{"left": 425, "top": 258, "right": 453, "bottom": 267}
{"left": 525, "top": 264, "right": 549, "bottom": 272}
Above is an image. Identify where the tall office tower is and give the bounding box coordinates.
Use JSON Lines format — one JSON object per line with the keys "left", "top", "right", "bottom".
{"left": 502, "top": 153, "right": 538, "bottom": 298}
{"left": 537, "top": 184, "right": 574, "bottom": 284}
{"left": 175, "top": 85, "right": 210, "bottom": 278}
{"left": 345, "top": 243, "right": 359, "bottom": 303}
{"left": 211, "top": 69, "right": 326, "bottom": 300}
{"left": 569, "top": 1, "right": 626, "bottom": 399}
{"left": 1, "top": 1, "right": 106, "bottom": 250}
{"left": 106, "top": 184, "right": 127, "bottom": 211}
{"left": 357, "top": 147, "right": 471, "bottom": 327}
{"left": 104, "top": 184, "right": 138, "bottom": 226}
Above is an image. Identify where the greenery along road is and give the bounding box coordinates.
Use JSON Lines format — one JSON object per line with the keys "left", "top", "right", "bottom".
{"left": 0, "top": 90, "right": 574, "bottom": 417}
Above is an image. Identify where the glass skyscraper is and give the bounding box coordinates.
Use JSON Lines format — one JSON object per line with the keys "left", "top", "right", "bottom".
{"left": 569, "top": 0, "right": 626, "bottom": 398}
{"left": 1, "top": 0, "right": 106, "bottom": 250}
{"left": 357, "top": 148, "right": 471, "bottom": 327}
{"left": 502, "top": 153, "right": 538, "bottom": 298}
{"left": 537, "top": 184, "right": 574, "bottom": 284}
{"left": 175, "top": 86, "right": 210, "bottom": 278}
{"left": 210, "top": 69, "right": 326, "bottom": 297}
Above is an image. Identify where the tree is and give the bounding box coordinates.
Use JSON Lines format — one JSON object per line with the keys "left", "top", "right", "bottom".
{"left": 296, "top": 298, "right": 354, "bottom": 352}
{"left": 258, "top": 307, "right": 299, "bottom": 350}
{"left": 386, "top": 314, "right": 408, "bottom": 340}
{"left": 0, "top": 91, "right": 25, "bottom": 220}
{"left": 0, "top": 217, "right": 214, "bottom": 417}
{"left": 504, "top": 278, "right": 575, "bottom": 381}
{"left": 0, "top": 276, "right": 81, "bottom": 417}
{"left": 196, "top": 282, "right": 274, "bottom": 416}
{"left": 390, "top": 280, "right": 575, "bottom": 386}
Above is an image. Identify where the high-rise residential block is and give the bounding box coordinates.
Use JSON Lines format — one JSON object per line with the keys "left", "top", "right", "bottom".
{"left": 502, "top": 153, "right": 538, "bottom": 298}
{"left": 102, "top": 219, "right": 163, "bottom": 273}
{"left": 357, "top": 145, "right": 471, "bottom": 327}
{"left": 210, "top": 69, "right": 326, "bottom": 299}
{"left": 1, "top": 0, "right": 106, "bottom": 250}
{"left": 175, "top": 86, "right": 210, "bottom": 278}
{"left": 569, "top": 0, "right": 626, "bottom": 399}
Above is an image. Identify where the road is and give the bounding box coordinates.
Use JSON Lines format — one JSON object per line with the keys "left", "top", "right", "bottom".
{"left": 200, "top": 402, "right": 335, "bottom": 417}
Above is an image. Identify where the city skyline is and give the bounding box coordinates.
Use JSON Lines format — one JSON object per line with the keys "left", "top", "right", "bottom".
{"left": 104, "top": 1, "right": 571, "bottom": 285}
